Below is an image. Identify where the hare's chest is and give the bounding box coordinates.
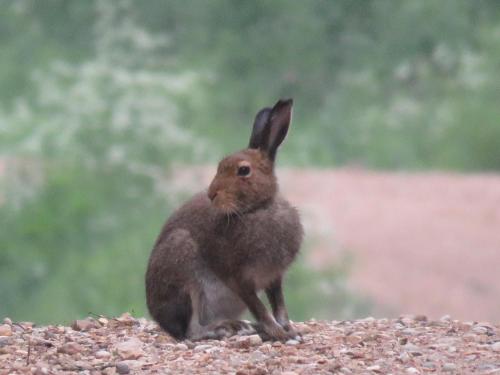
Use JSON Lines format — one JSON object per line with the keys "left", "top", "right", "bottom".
{"left": 205, "top": 200, "right": 302, "bottom": 289}
{"left": 236, "top": 220, "right": 300, "bottom": 289}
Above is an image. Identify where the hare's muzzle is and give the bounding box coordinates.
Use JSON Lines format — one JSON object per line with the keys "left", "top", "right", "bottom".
{"left": 208, "top": 190, "right": 218, "bottom": 202}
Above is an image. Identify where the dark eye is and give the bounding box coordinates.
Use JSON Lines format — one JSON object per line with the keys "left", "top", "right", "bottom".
{"left": 237, "top": 165, "right": 251, "bottom": 177}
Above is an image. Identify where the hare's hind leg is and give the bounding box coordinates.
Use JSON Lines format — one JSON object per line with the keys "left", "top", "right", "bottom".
{"left": 152, "top": 286, "right": 192, "bottom": 341}
{"left": 187, "top": 278, "right": 253, "bottom": 341}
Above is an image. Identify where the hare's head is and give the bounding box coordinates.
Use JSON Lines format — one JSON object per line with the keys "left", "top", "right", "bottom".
{"left": 207, "top": 99, "right": 293, "bottom": 214}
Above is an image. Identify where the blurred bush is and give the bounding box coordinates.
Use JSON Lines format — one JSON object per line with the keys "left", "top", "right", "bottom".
{"left": 1, "top": 0, "right": 499, "bottom": 323}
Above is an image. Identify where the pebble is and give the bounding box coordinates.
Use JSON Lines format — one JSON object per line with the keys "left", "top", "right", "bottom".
{"left": 235, "top": 334, "right": 262, "bottom": 348}
{"left": 32, "top": 367, "right": 49, "bottom": 375}
{"left": 248, "top": 334, "right": 263, "bottom": 346}
{"left": 403, "top": 343, "right": 420, "bottom": 353}
{"left": 440, "top": 315, "right": 452, "bottom": 322}
{"left": 402, "top": 328, "right": 418, "bottom": 335}
{"left": 3, "top": 318, "right": 12, "bottom": 325}
{"left": 473, "top": 326, "right": 488, "bottom": 335}
{"left": 491, "top": 342, "right": 500, "bottom": 352}
{"left": 250, "top": 350, "right": 267, "bottom": 362}
{"left": 442, "top": 363, "right": 456, "bottom": 372}
{"left": 422, "top": 362, "right": 436, "bottom": 369}
{"left": 115, "top": 362, "right": 130, "bottom": 374}
{"left": 71, "top": 319, "right": 97, "bottom": 332}
{"left": 399, "top": 352, "right": 411, "bottom": 363}
{"left": 345, "top": 335, "right": 362, "bottom": 345}
{"left": 95, "top": 350, "right": 111, "bottom": 358}
{"left": 285, "top": 339, "right": 300, "bottom": 346}
{"left": 175, "top": 343, "right": 188, "bottom": 351}
{"left": 406, "top": 367, "right": 419, "bottom": 374}
{"left": 366, "top": 365, "right": 381, "bottom": 371}
{"left": 57, "top": 342, "right": 83, "bottom": 355}
{"left": 115, "top": 338, "right": 144, "bottom": 360}
{"left": 0, "top": 325, "right": 12, "bottom": 337}
{"left": 194, "top": 344, "right": 212, "bottom": 352}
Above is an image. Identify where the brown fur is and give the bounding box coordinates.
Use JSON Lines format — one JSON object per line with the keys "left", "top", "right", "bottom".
{"left": 145, "top": 99, "right": 303, "bottom": 341}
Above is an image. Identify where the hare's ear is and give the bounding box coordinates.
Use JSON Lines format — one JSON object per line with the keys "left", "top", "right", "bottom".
{"left": 248, "top": 107, "right": 272, "bottom": 150}
{"left": 248, "top": 99, "right": 293, "bottom": 161}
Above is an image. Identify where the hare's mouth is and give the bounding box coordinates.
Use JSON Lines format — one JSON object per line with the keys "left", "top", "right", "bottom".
{"left": 211, "top": 198, "right": 242, "bottom": 216}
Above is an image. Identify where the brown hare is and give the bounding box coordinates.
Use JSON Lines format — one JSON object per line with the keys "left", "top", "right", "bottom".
{"left": 146, "top": 99, "right": 303, "bottom": 341}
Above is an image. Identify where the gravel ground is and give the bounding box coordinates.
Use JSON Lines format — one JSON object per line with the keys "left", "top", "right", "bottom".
{"left": 1, "top": 314, "right": 499, "bottom": 374}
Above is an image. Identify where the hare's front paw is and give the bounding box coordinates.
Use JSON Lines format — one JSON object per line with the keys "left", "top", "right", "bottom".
{"left": 279, "top": 321, "right": 302, "bottom": 341}
{"left": 253, "top": 321, "right": 298, "bottom": 342}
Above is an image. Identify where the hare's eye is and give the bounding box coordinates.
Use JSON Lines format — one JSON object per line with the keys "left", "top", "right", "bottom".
{"left": 237, "top": 165, "right": 251, "bottom": 177}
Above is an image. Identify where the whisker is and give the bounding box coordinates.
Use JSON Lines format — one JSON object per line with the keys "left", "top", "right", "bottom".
{"left": 232, "top": 206, "right": 247, "bottom": 229}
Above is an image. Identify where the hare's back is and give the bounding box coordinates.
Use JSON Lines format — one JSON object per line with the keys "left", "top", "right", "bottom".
{"left": 147, "top": 192, "right": 214, "bottom": 280}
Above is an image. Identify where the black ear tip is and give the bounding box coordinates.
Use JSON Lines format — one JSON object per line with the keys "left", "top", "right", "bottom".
{"left": 273, "top": 98, "right": 293, "bottom": 111}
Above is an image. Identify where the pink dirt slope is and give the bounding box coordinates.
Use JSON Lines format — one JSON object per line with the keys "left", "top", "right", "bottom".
{"left": 280, "top": 168, "right": 500, "bottom": 322}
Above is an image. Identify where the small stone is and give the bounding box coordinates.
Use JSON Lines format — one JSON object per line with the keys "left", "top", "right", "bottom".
{"left": 366, "top": 365, "right": 381, "bottom": 371}
{"left": 57, "top": 342, "right": 84, "bottom": 355}
{"left": 95, "top": 350, "right": 111, "bottom": 358}
{"left": 422, "top": 362, "right": 436, "bottom": 369}
{"left": 115, "top": 362, "right": 130, "bottom": 374}
{"left": 442, "top": 363, "right": 456, "bottom": 372}
{"left": 281, "top": 372, "right": 298, "bottom": 375}
{"left": 0, "top": 324, "right": 12, "bottom": 337}
{"left": 175, "top": 343, "right": 188, "bottom": 351}
{"left": 473, "top": 326, "right": 488, "bottom": 335}
{"left": 345, "top": 335, "right": 362, "bottom": 345}
{"left": 71, "top": 319, "right": 97, "bottom": 331}
{"left": 399, "top": 352, "right": 411, "bottom": 363}
{"left": 361, "top": 317, "right": 376, "bottom": 323}
{"left": 402, "top": 328, "right": 418, "bottom": 335}
{"left": 405, "top": 368, "right": 419, "bottom": 374}
{"left": 463, "top": 333, "right": 479, "bottom": 342}
{"left": 491, "top": 342, "right": 500, "bottom": 352}
{"left": 115, "top": 338, "right": 144, "bottom": 360}
{"left": 294, "top": 323, "right": 313, "bottom": 334}
{"left": 3, "top": 318, "right": 12, "bottom": 325}
{"left": 33, "top": 367, "right": 49, "bottom": 375}
{"left": 235, "top": 334, "right": 263, "bottom": 348}
{"left": 440, "top": 315, "right": 451, "bottom": 322}
{"left": 194, "top": 344, "right": 212, "bottom": 352}
{"left": 403, "top": 343, "right": 421, "bottom": 353}
{"left": 116, "top": 312, "right": 136, "bottom": 326}
{"left": 248, "top": 334, "right": 263, "bottom": 346}
{"left": 285, "top": 339, "right": 300, "bottom": 346}
{"left": 250, "top": 350, "right": 266, "bottom": 362}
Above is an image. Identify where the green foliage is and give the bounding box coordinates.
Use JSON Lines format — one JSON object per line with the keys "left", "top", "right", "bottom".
{"left": 1, "top": 0, "right": 500, "bottom": 324}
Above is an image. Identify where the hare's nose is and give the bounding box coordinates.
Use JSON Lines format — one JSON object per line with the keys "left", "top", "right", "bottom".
{"left": 208, "top": 190, "right": 218, "bottom": 201}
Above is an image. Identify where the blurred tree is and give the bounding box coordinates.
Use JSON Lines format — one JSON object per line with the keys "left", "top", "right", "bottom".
{"left": 0, "top": 0, "right": 209, "bottom": 322}
{"left": 1, "top": 0, "right": 500, "bottom": 323}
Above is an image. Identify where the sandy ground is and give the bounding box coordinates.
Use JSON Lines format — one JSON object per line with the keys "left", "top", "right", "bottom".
{"left": 175, "top": 166, "right": 500, "bottom": 322}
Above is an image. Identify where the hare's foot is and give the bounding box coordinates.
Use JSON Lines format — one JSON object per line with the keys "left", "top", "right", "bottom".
{"left": 251, "top": 321, "right": 301, "bottom": 342}
{"left": 188, "top": 319, "right": 255, "bottom": 341}
{"left": 214, "top": 319, "right": 255, "bottom": 337}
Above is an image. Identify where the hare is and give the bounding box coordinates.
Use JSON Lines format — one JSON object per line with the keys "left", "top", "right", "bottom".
{"left": 145, "top": 99, "right": 303, "bottom": 341}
